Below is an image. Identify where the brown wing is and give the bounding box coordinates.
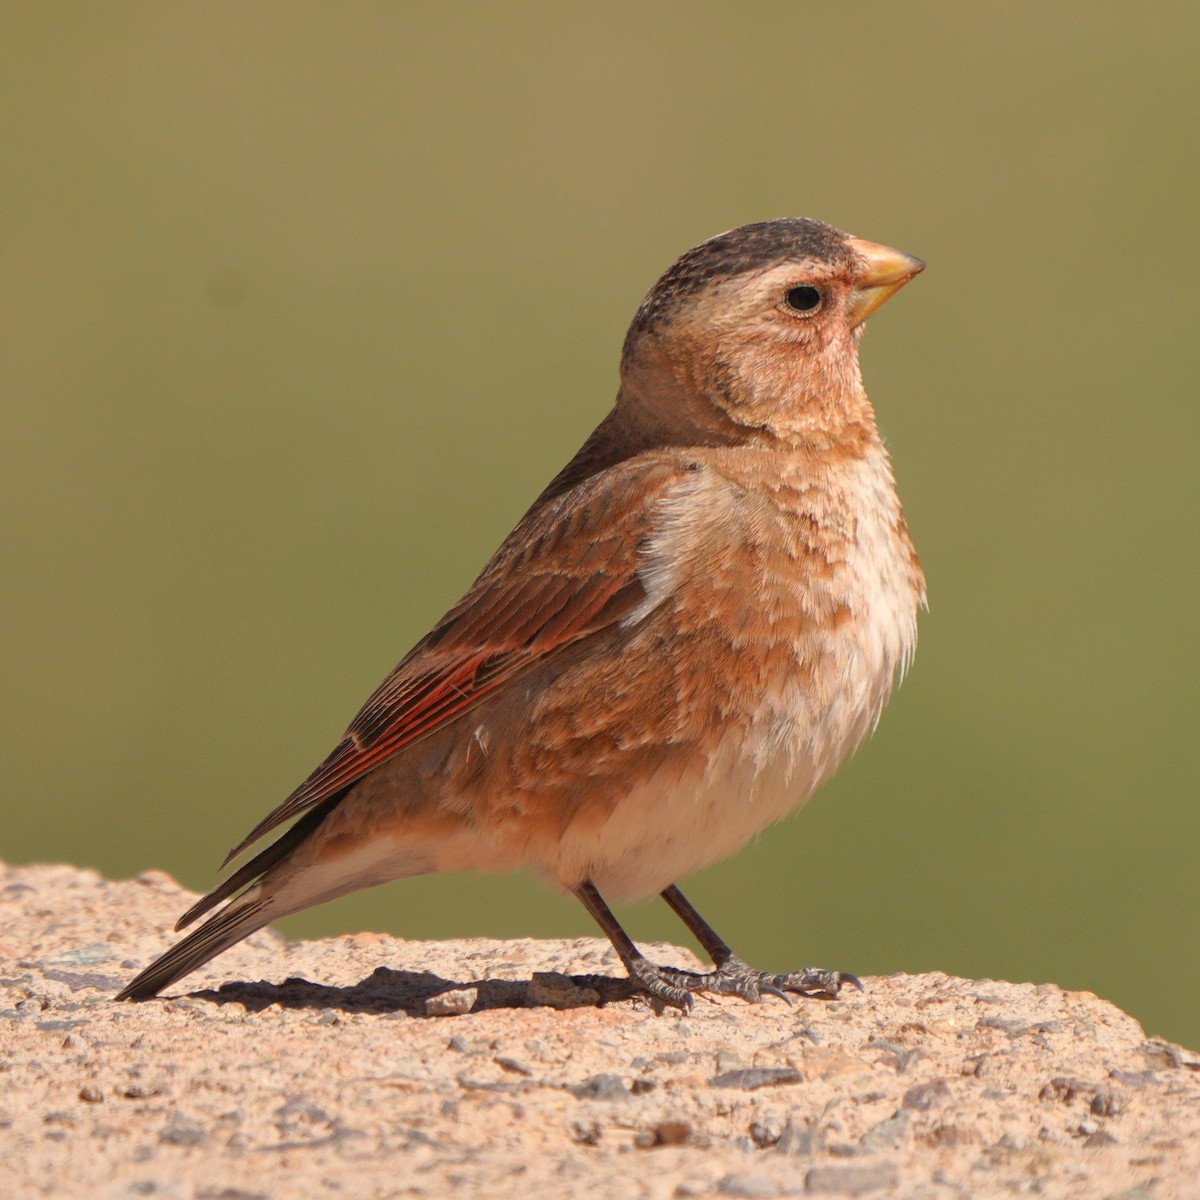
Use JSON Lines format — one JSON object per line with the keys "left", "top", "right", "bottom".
{"left": 220, "top": 455, "right": 692, "bottom": 867}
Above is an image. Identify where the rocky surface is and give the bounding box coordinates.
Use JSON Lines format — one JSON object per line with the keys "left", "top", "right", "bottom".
{"left": 2, "top": 862, "right": 1198, "bottom": 1199}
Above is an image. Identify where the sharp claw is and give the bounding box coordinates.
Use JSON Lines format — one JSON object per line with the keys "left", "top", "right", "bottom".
{"left": 637, "top": 959, "right": 857, "bottom": 1008}
{"left": 630, "top": 961, "right": 697, "bottom": 1012}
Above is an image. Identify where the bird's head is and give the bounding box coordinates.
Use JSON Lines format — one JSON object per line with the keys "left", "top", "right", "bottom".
{"left": 617, "top": 218, "right": 924, "bottom": 450}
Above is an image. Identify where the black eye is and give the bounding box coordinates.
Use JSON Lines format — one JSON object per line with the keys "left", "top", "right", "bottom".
{"left": 784, "top": 285, "right": 822, "bottom": 314}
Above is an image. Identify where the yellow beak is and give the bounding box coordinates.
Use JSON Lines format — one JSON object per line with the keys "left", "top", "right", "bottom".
{"left": 845, "top": 237, "right": 925, "bottom": 327}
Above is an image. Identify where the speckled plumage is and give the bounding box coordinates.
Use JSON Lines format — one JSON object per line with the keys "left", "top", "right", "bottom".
{"left": 120, "top": 218, "right": 926, "bottom": 1007}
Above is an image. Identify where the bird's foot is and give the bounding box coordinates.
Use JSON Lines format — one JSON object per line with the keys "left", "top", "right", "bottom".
{"left": 646, "top": 955, "right": 862, "bottom": 1007}
{"left": 626, "top": 956, "right": 696, "bottom": 1012}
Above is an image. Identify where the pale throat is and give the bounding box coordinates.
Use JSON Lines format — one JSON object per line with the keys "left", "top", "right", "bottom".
{"left": 713, "top": 345, "right": 875, "bottom": 447}
{"left": 616, "top": 326, "right": 873, "bottom": 451}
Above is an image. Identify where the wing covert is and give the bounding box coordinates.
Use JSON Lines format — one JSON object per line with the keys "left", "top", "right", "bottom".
{"left": 221, "top": 456, "right": 693, "bottom": 865}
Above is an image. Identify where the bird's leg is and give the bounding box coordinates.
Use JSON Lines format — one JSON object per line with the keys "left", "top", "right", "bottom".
{"left": 660, "top": 884, "right": 735, "bottom": 966}
{"left": 573, "top": 880, "right": 694, "bottom": 1011}
{"left": 656, "top": 884, "right": 861, "bottom": 1003}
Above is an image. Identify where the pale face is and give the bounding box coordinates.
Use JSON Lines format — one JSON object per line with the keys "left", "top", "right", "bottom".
{"left": 616, "top": 224, "right": 921, "bottom": 449}
{"left": 647, "top": 257, "right": 869, "bottom": 439}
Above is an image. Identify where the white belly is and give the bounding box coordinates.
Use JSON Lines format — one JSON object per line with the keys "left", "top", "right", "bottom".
{"left": 560, "top": 451, "right": 922, "bottom": 899}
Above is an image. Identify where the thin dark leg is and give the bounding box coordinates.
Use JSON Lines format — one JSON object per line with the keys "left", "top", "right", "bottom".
{"left": 573, "top": 880, "right": 694, "bottom": 1011}
{"left": 657, "top": 884, "right": 863, "bottom": 1004}
{"left": 661, "top": 884, "right": 734, "bottom": 966}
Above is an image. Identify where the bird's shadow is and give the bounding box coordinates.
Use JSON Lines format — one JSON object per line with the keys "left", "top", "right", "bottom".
{"left": 188, "top": 966, "right": 642, "bottom": 1015}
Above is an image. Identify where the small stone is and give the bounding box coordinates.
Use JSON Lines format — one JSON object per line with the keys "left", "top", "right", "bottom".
{"left": 860, "top": 1110, "right": 910, "bottom": 1150}
{"left": 902, "top": 1079, "right": 952, "bottom": 1111}
{"left": 775, "top": 1119, "right": 816, "bottom": 1156}
{"left": 569, "top": 1118, "right": 602, "bottom": 1145}
{"left": 494, "top": 1055, "right": 533, "bottom": 1076}
{"left": 655, "top": 1120, "right": 692, "bottom": 1146}
{"left": 424, "top": 988, "right": 477, "bottom": 1017}
{"left": 159, "top": 1114, "right": 207, "bottom": 1147}
{"left": 635, "top": 1119, "right": 692, "bottom": 1148}
{"left": 805, "top": 1163, "right": 899, "bottom": 1194}
{"left": 1143, "top": 1040, "right": 1200, "bottom": 1070}
{"left": 43, "top": 943, "right": 114, "bottom": 967}
{"left": 976, "top": 1015, "right": 1026, "bottom": 1036}
{"left": 717, "top": 1173, "right": 777, "bottom": 1197}
{"left": 570, "top": 1074, "right": 629, "bottom": 1101}
{"left": 79, "top": 1085, "right": 104, "bottom": 1103}
{"left": 828, "top": 1142, "right": 864, "bottom": 1158}
{"left": 1039, "top": 1076, "right": 1098, "bottom": 1105}
{"left": 962, "top": 1053, "right": 989, "bottom": 1078}
{"left": 925, "top": 1121, "right": 964, "bottom": 1147}
{"left": 1090, "top": 1090, "right": 1127, "bottom": 1117}
{"left": 1110, "top": 1069, "right": 1158, "bottom": 1088}
{"left": 711, "top": 1068, "right": 803, "bottom": 1091}
{"left": 749, "top": 1117, "right": 782, "bottom": 1147}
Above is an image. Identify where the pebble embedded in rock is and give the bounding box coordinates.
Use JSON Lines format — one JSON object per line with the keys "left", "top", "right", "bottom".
{"left": 711, "top": 1067, "right": 803, "bottom": 1091}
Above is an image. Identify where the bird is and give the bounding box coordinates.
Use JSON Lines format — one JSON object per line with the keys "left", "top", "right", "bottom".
{"left": 118, "top": 217, "right": 926, "bottom": 1011}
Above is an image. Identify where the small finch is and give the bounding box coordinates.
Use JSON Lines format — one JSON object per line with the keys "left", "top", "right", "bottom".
{"left": 119, "top": 218, "right": 925, "bottom": 1010}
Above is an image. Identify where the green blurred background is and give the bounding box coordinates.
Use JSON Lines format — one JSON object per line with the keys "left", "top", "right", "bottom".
{"left": 4, "top": 4, "right": 1198, "bottom": 1047}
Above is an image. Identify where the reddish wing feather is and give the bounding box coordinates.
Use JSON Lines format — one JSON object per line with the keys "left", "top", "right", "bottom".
{"left": 221, "top": 459, "right": 687, "bottom": 866}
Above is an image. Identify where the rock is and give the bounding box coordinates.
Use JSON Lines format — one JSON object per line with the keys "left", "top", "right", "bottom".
{"left": 526, "top": 971, "right": 601, "bottom": 1009}
{"left": 775, "top": 1118, "right": 818, "bottom": 1156}
{"left": 634, "top": 1118, "right": 692, "bottom": 1148}
{"left": 711, "top": 1067, "right": 803, "bottom": 1091}
{"left": 901, "top": 1077, "right": 952, "bottom": 1111}
{"left": 423, "top": 987, "right": 477, "bottom": 1016}
{"left": 2, "top": 860, "right": 1199, "bottom": 1199}
{"left": 570, "top": 1073, "right": 630, "bottom": 1101}
{"left": 806, "top": 1163, "right": 899, "bottom": 1194}
{"left": 859, "top": 1110, "right": 910, "bottom": 1150}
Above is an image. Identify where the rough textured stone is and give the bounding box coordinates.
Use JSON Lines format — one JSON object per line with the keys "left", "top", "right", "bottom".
{"left": 2, "top": 861, "right": 1198, "bottom": 1199}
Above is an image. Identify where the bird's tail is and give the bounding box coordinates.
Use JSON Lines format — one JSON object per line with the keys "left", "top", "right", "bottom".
{"left": 117, "top": 791, "right": 434, "bottom": 1000}
{"left": 116, "top": 886, "right": 276, "bottom": 1001}
{"left": 118, "top": 793, "right": 350, "bottom": 1001}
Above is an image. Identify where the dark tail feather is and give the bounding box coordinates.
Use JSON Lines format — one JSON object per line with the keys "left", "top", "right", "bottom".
{"left": 116, "top": 891, "right": 273, "bottom": 1001}
{"left": 118, "top": 793, "right": 348, "bottom": 1001}
{"left": 174, "top": 791, "right": 346, "bottom": 931}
